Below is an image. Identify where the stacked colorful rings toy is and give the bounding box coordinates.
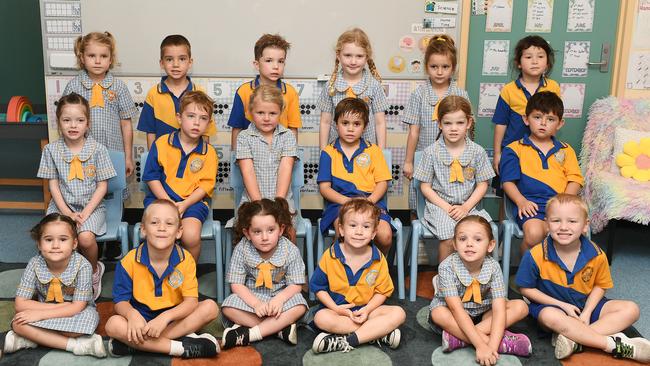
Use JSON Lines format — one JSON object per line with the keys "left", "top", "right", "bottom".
{"left": 6, "top": 96, "right": 41, "bottom": 122}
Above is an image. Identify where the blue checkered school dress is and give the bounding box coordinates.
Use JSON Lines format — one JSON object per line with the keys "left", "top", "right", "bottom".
{"left": 37, "top": 137, "right": 116, "bottom": 235}
{"left": 412, "top": 138, "right": 495, "bottom": 240}
{"left": 222, "top": 236, "right": 307, "bottom": 325}
{"left": 402, "top": 80, "right": 469, "bottom": 210}
{"left": 16, "top": 252, "right": 99, "bottom": 335}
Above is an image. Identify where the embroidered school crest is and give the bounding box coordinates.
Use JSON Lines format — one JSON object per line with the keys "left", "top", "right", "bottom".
{"left": 581, "top": 266, "right": 593, "bottom": 283}
{"left": 63, "top": 285, "right": 75, "bottom": 296}
{"left": 365, "top": 270, "right": 379, "bottom": 286}
{"left": 355, "top": 153, "right": 371, "bottom": 168}
{"left": 106, "top": 90, "right": 116, "bottom": 102}
{"left": 189, "top": 158, "right": 204, "bottom": 173}
{"left": 84, "top": 164, "right": 96, "bottom": 179}
{"left": 168, "top": 269, "right": 184, "bottom": 288}
{"left": 555, "top": 150, "right": 566, "bottom": 165}
{"left": 463, "top": 166, "right": 476, "bottom": 180}
{"left": 273, "top": 269, "right": 286, "bottom": 283}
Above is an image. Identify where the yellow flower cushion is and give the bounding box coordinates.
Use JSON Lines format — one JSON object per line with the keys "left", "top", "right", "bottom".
{"left": 616, "top": 136, "right": 650, "bottom": 181}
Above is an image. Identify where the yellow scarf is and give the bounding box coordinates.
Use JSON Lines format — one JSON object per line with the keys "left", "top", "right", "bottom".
{"left": 461, "top": 278, "right": 482, "bottom": 304}
{"left": 449, "top": 159, "right": 465, "bottom": 183}
{"left": 46, "top": 278, "right": 64, "bottom": 303}
{"left": 90, "top": 83, "right": 105, "bottom": 108}
{"left": 255, "top": 262, "right": 275, "bottom": 289}
{"left": 345, "top": 87, "right": 357, "bottom": 98}
{"left": 432, "top": 103, "right": 440, "bottom": 122}
{"left": 67, "top": 155, "right": 84, "bottom": 181}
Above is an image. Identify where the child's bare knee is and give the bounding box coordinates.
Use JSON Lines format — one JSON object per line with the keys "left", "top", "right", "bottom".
{"left": 623, "top": 301, "right": 640, "bottom": 321}
{"left": 511, "top": 299, "right": 529, "bottom": 316}
{"left": 393, "top": 306, "right": 406, "bottom": 324}
{"left": 104, "top": 315, "right": 125, "bottom": 337}
{"left": 12, "top": 322, "right": 27, "bottom": 336}
{"left": 199, "top": 299, "right": 219, "bottom": 321}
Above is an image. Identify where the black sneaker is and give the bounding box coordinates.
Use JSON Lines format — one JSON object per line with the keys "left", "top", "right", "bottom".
{"left": 277, "top": 323, "right": 297, "bottom": 345}
{"left": 312, "top": 332, "right": 354, "bottom": 353}
{"left": 180, "top": 333, "right": 219, "bottom": 359}
{"left": 221, "top": 324, "right": 250, "bottom": 349}
{"left": 370, "top": 329, "right": 401, "bottom": 349}
{"left": 108, "top": 338, "right": 137, "bottom": 357}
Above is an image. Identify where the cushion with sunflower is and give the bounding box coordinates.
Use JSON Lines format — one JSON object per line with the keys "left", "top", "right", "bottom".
{"left": 613, "top": 127, "right": 650, "bottom": 181}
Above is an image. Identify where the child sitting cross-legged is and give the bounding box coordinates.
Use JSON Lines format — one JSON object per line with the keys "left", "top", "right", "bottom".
{"left": 310, "top": 198, "right": 405, "bottom": 354}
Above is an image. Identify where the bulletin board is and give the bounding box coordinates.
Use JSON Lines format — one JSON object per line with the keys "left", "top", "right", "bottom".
{"left": 466, "top": 0, "right": 621, "bottom": 155}
{"left": 39, "top": 0, "right": 468, "bottom": 210}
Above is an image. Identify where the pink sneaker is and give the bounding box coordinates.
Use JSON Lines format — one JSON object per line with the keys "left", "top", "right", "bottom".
{"left": 442, "top": 330, "right": 467, "bottom": 353}
{"left": 499, "top": 330, "right": 532, "bottom": 356}
{"left": 92, "top": 261, "right": 105, "bottom": 301}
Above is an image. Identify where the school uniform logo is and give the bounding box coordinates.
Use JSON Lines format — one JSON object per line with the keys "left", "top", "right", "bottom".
{"left": 463, "top": 166, "right": 476, "bottom": 180}
{"left": 189, "top": 158, "right": 204, "bottom": 173}
{"left": 106, "top": 90, "right": 116, "bottom": 102}
{"left": 84, "top": 164, "right": 96, "bottom": 179}
{"left": 581, "top": 266, "right": 593, "bottom": 283}
{"left": 168, "top": 269, "right": 184, "bottom": 288}
{"left": 355, "top": 153, "right": 371, "bottom": 168}
{"left": 365, "top": 270, "right": 379, "bottom": 286}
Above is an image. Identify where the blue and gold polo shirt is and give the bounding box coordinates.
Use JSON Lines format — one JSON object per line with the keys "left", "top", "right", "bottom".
{"left": 310, "top": 241, "right": 393, "bottom": 309}
{"left": 492, "top": 77, "right": 560, "bottom": 147}
{"left": 227, "top": 75, "right": 302, "bottom": 130}
{"left": 137, "top": 76, "right": 216, "bottom": 139}
{"left": 316, "top": 138, "right": 392, "bottom": 233}
{"left": 142, "top": 131, "right": 217, "bottom": 206}
{"left": 113, "top": 243, "right": 198, "bottom": 320}
{"left": 499, "top": 134, "right": 583, "bottom": 215}
{"left": 516, "top": 235, "right": 613, "bottom": 311}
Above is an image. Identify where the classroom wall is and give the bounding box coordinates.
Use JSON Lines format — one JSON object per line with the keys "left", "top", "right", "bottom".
{"left": 0, "top": 0, "right": 45, "bottom": 107}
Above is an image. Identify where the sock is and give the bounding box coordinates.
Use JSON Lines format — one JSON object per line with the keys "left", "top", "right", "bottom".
{"left": 249, "top": 326, "right": 262, "bottom": 342}
{"left": 65, "top": 337, "right": 77, "bottom": 352}
{"left": 346, "top": 332, "right": 360, "bottom": 347}
{"left": 169, "top": 340, "right": 184, "bottom": 356}
{"left": 604, "top": 336, "right": 617, "bottom": 353}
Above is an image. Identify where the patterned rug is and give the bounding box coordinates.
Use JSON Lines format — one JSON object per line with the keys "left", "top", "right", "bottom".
{"left": 0, "top": 264, "right": 643, "bottom": 366}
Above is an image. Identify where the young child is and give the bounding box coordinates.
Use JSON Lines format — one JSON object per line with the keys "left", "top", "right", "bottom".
{"left": 318, "top": 28, "right": 388, "bottom": 150}
{"left": 430, "top": 215, "right": 531, "bottom": 365}
{"left": 499, "top": 91, "right": 583, "bottom": 254}
{"left": 236, "top": 84, "right": 298, "bottom": 217}
{"left": 516, "top": 194, "right": 650, "bottom": 362}
{"left": 229, "top": 33, "right": 302, "bottom": 150}
{"left": 142, "top": 90, "right": 218, "bottom": 261}
{"left": 412, "top": 95, "right": 494, "bottom": 263}
{"left": 310, "top": 198, "right": 405, "bottom": 354}
{"left": 63, "top": 32, "right": 137, "bottom": 176}
{"left": 3, "top": 214, "right": 106, "bottom": 358}
{"left": 492, "top": 35, "right": 560, "bottom": 176}
{"left": 137, "top": 34, "right": 216, "bottom": 149}
{"left": 317, "top": 98, "right": 393, "bottom": 254}
{"left": 105, "top": 199, "right": 220, "bottom": 359}
{"left": 402, "top": 35, "right": 469, "bottom": 215}
{"left": 221, "top": 198, "right": 308, "bottom": 349}
{"left": 37, "top": 93, "right": 116, "bottom": 300}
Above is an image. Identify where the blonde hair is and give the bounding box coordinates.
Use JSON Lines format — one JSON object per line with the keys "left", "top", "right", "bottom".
{"left": 74, "top": 31, "right": 117, "bottom": 69}
{"left": 546, "top": 194, "right": 589, "bottom": 220}
{"left": 328, "top": 28, "right": 381, "bottom": 96}
{"left": 142, "top": 199, "right": 182, "bottom": 226}
{"left": 424, "top": 34, "right": 457, "bottom": 73}
{"left": 248, "top": 84, "right": 284, "bottom": 112}
{"left": 436, "top": 95, "right": 475, "bottom": 140}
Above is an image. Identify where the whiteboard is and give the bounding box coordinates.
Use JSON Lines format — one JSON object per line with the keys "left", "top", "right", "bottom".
{"left": 41, "top": 0, "right": 463, "bottom": 79}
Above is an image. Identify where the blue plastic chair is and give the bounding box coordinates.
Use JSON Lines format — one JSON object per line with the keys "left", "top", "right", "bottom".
{"left": 409, "top": 151, "right": 499, "bottom": 301}
{"left": 315, "top": 150, "right": 405, "bottom": 300}
{"left": 224, "top": 152, "right": 315, "bottom": 299}
{"left": 132, "top": 152, "right": 224, "bottom": 302}
{"left": 96, "top": 151, "right": 130, "bottom": 259}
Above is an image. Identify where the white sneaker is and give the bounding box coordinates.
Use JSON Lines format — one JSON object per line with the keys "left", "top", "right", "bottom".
{"left": 92, "top": 261, "right": 105, "bottom": 301}
{"left": 610, "top": 332, "right": 650, "bottom": 363}
{"left": 72, "top": 334, "right": 107, "bottom": 358}
{"left": 432, "top": 275, "right": 439, "bottom": 296}
{"left": 554, "top": 334, "right": 582, "bottom": 359}
{"left": 3, "top": 330, "right": 37, "bottom": 354}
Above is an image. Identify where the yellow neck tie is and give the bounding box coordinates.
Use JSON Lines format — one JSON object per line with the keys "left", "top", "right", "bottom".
{"left": 432, "top": 103, "right": 440, "bottom": 122}
{"left": 449, "top": 159, "right": 465, "bottom": 183}
{"left": 345, "top": 87, "right": 357, "bottom": 98}
{"left": 255, "top": 262, "right": 274, "bottom": 289}
{"left": 68, "top": 155, "right": 85, "bottom": 181}
{"left": 46, "top": 278, "right": 64, "bottom": 303}
{"left": 461, "top": 278, "right": 482, "bottom": 304}
{"left": 90, "top": 83, "right": 105, "bottom": 108}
